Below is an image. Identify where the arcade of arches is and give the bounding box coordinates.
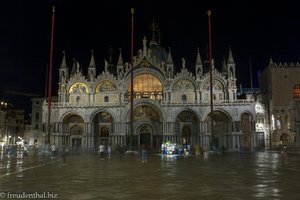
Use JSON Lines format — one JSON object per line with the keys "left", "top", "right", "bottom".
{"left": 53, "top": 109, "right": 255, "bottom": 152}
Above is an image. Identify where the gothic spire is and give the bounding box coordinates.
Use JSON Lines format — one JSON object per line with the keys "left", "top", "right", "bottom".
{"left": 89, "top": 50, "right": 96, "bottom": 68}
{"left": 195, "top": 48, "right": 203, "bottom": 80}
{"left": 195, "top": 47, "right": 203, "bottom": 65}
{"left": 222, "top": 57, "right": 227, "bottom": 72}
{"left": 227, "top": 46, "right": 235, "bottom": 64}
{"left": 269, "top": 57, "right": 273, "bottom": 66}
{"left": 60, "top": 51, "right": 67, "bottom": 69}
{"left": 149, "top": 19, "right": 158, "bottom": 47}
{"left": 117, "top": 48, "right": 124, "bottom": 66}
{"left": 88, "top": 50, "right": 96, "bottom": 82}
{"left": 166, "top": 47, "right": 174, "bottom": 65}
{"left": 71, "top": 58, "right": 76, "bottom": 75}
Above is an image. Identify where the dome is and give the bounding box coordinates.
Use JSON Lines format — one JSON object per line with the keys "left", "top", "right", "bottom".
{"left": 149, "top": 43, "right": 168, "bottom": 64}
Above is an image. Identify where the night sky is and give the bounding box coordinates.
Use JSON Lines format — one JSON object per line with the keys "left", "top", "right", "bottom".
{"left": 1, "top": 0, "right": 300, "bottom": 115}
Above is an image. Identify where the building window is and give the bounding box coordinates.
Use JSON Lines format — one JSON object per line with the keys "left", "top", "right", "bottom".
{"left": 35, "top": 124, "right": 39, "bottom": 129}
{"left": 219, "top": 93, "right": 223, "bottom": 100}
{"left": 293, "top": 84, "right": 300, "bottom": 98}
{"left": 104, "top": 96, "right": 109, "bottom": 102}
{"left": 128, "top": 73, "right": 163, "bottom": 100}
{"left": 182, "top": 94, "right": 187, "bottom": 102}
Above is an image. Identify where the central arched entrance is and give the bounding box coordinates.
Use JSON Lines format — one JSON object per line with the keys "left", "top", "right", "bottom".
{"left": 70, "top": 125, "right": 83, "bottom": 151}
{"left": 92, "top": 111, "right": 113, "bottom": 149}
{"left": 132, "top": 104, "right": 162, "bottom": 151}
{"left": 176, "top": 110, "right": 199, "bottom": 151}
{"left": 182, "top": 125, "right": 192, "bottom": 149}
{"left": 138, "top": 124, "right": 152, "bottom": 146}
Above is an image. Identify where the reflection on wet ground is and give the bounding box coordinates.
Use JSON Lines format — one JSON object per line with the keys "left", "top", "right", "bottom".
{"left": 0, "top": 151, "right": 299, "bottom": 200}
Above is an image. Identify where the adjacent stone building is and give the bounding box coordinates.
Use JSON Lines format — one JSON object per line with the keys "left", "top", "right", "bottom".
{"left": 259, "top": 59, "right": 300, "bottom": 148}
{"left": 0, "top": 101, "right": 25, "bottom": 146}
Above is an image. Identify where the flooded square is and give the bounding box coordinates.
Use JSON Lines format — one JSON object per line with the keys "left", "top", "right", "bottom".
{"left": 0, "top": 151, "right": 299, "bottom": 200}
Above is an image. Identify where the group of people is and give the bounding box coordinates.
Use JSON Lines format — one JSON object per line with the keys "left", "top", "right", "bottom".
{"left": 51, "top": 144, "right": 69, "bottom": 163}
{"left": 194, "top": 144, "right": 211, "bottom": 160}
{"left": 194, "top": 144, "right": 227, "bottom": 160}
{"left": 98, "top": 143, "right": 149, "bottom": 163}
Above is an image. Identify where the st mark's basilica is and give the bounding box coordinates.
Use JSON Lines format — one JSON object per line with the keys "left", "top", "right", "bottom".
{"left": 43, "top": 25, "right": 256, "bottom": 153}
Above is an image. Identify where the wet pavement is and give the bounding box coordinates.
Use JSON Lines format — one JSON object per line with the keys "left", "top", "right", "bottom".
{"left": 0, "top": 151, "right": 300, "bottom": 200}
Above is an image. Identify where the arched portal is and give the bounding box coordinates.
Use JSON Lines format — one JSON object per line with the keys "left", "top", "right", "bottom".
{"left": 176, "top": 110, "right": 198, "bottom": 150}
{"left": 139, "top": 124, "right": 152, "bottom": 146}
{"left": 92, "top": 111, "right": 113, "bottom": 149}
{"left": 62, "top": 114, "right": 84, "bottom": 152}
{"left": 182, "top": 125, "right": 192, "bottom": 149}
{"left": 132, "top": 105, "right": 162, "bottom": 151}
{"left": 280, "top": 133, "right": 289, "bottom": 146}
{"left": 205, "top": 110, "right": 230, "bottom": 150}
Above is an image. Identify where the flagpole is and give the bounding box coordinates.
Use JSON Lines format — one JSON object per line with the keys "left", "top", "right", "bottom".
{"left": 129, "top": 8, "right": 135, "bottom": 150}
{"left": 47, "top": 6, "right": 55, "bottom": 145}
{"left": 207, "top": 10, "right": 214, "bottom": 147}
{"left": 250, "top": 57, "right": 253, "bottom": 91}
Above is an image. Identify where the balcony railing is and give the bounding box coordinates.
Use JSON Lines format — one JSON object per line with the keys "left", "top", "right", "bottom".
{"left": 44, "top": 99, "right": 254, "bottom": 108}
{"left": 161, "top": 99, "right": 254, "bottom": 106}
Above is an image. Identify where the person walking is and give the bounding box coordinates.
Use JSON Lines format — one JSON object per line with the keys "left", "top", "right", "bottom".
{"left": 51, "top": 143, "right": 56, "bottom": 157}
{"left": 195, "top": 144, "right": 201, "bottom": 160}
{"left": 203, "top": 145, "right": 209, "bottom": 160}
{"left": 99, "top": 143, "right": 105, "bottom": 160}
{"left": 62, "top": 146, "right": 67, "bottom": 164}
{"left": 107, "top": 143, "right": 112, "bottom": 159}
{"left": 141, "top": 144, "right": 148, "bottom": 164}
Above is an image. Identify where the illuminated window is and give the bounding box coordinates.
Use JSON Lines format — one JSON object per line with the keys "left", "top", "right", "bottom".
{"left": 128, "top": 74, "right": 163, "bottom": 100}
{"left": 293, "top": 84, "right": 300, "bottom": 98}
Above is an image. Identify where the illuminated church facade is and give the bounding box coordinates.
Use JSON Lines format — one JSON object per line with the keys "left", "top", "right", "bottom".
{"left": 43, "top": 31, "right": 258, "bottom": 152}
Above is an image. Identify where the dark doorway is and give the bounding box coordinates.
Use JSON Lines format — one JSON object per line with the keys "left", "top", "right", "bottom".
{"left": 72, "top": 139, "right": 81, "bottom": 152}
{"left": 140, "top": 133, "right": 151, "bottom": 145}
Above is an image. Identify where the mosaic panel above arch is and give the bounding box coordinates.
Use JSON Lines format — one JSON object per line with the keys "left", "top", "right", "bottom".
{"left": 96, "top": 81, "right": 117, "bottom": 93}
{"left": 93, "top": 111, "right": 113, "bottom": 123}
{"left": 173, "top": 79, "right": 195, "bottom": 92}
{"left": 176, "top": 110, "right": 198, "bottom": 122}
{"left": 69, "top": 82, "right": 89, "bottom": 94}
{"left": 203, "top": 80, "right": 224, "bottom": 91}
{"left": 133, "top": 105, "right": 160, "bottom": 122}
{"left": 62, "top": 114, "right": 84, "bottom": 124}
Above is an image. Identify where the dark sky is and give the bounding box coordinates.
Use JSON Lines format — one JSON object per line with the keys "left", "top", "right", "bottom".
{"left": 1, "top": 0, "right": 300, "bottom": 115}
